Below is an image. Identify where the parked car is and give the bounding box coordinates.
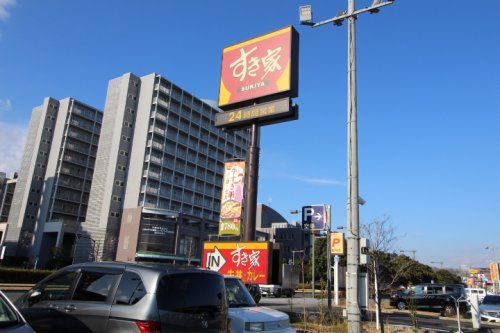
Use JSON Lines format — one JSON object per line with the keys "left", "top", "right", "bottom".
{"left": 15, "top": 262, "right": 228, "bottom": 333}
{"left": 389, "top": 283, "right": 467, "bottom": 316}
{"left": 0, "top": 290, "right": 34, "bottom": 333}
{"left": 465, "top": 288, "right": 487, "bottom": 303}
{"left": 225, "top": 276, "right": 294, "bottom": 333}
{"left": 245, "top": 283, "right": 261, "bottom": 304}
{"left": 479, "top": 295, "right": 500, "bottom": 323}
{"left": 259, "top": 285, "right": 282, "bottom": 298}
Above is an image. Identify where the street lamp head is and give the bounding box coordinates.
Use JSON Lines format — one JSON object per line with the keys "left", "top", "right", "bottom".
{"left": 299, "top": 5, "right": 315, "bottom": 26}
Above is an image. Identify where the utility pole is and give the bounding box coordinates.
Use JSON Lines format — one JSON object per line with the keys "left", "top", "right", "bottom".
{"left": 299, "top": 1, "right": 394, "bottom": 331}
{"left": 327, "top": 231, "right": 332, "bottom": 308}
{"left": 431, "top": 261, "right": 444, "bottom": 269}
{"left": 346, "top": 0, "right": 360, "bottom": 328}
{"left": 400, "top": 249, "right": 417, "bottom": 260}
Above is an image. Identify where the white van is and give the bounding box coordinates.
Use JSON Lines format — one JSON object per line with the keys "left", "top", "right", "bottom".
{"left": 465, "top": 288, "right": 487, "bottom": 302}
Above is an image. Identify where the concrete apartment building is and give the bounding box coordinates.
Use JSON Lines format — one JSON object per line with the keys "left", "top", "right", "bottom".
{"left": 4, "top": 97, "right": 102, "bottom": 266}
{"left": 75, "top": 73, "right": 249, "bottom": 264}
{"left": 0, "top": 173, "right": 18, "bottom": 245}
{"left": 0, "top": 173, "right": 7, "bottom": 206}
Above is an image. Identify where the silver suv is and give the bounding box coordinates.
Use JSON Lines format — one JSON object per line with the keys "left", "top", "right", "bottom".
{"left": 15, "top": 262, "right": 228, "bottom": 333}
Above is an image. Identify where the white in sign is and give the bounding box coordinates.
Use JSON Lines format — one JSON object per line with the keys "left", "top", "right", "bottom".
{"left": 206, "top": 247, "right": 226, "bottom": 272}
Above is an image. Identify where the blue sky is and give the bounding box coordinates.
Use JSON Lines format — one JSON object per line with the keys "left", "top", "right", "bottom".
{"left": 0, "top": 1, "right": 499, "bottom": 268}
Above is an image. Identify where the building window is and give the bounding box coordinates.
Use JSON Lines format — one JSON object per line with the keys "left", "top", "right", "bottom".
{"left": 113, "top": 196, "right": 122, "bottom": 202}
{"left": 110, "top": 211, "right": 120, "bottom": 218}
{"left": 117, "top": 165, "right": 127, "bottom": 171}
{"left": 119, "top": 150, "right": 129, "bottom": 157}
{"left": 115, "top": 180, "right": 125, "bottom": 186}
{"left": 124, "top": 121, "right": 133, "bottom": 128}
{"left": 121, "top": 135, "right": 131, "bottom": 142}
{"left": 179, "top": 236, "right": 197, "bottom": 256}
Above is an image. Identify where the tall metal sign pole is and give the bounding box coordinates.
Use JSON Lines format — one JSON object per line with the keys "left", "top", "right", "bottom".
{"left": 243, "top": 124, "right": 260, "bottom": 241}
{"left": 215, "top": 27, "right": 300, "bottom": 241}
{"left": 299, "top": 2, "right": 394, "bottom": 332}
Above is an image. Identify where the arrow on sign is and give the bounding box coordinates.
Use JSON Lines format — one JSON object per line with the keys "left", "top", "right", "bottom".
{"left": 206, "top": 246, "right": 226, "bottom": 272}
{"left": 314, "top": 212, "right": 322, "bottom": 221}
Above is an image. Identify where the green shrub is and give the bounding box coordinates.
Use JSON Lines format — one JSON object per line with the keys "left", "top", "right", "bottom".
{"left": 0, "top": 267, "right": 54, "bottom": 284}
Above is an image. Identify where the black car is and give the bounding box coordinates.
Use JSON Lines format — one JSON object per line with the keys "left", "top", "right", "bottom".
{"left": 244, "top": 283, "right": 261, "bottom": 304}
{"left": 390, "top": 283, "right": 467, "bottom": 316}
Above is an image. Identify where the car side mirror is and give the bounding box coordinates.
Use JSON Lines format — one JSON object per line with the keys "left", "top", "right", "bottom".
{"left": 29, "top": 290, "right": 41, "bottom": 299}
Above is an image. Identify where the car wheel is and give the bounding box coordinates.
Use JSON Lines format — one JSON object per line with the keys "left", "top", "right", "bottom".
{"left": 443, "top": 304, "right": 456, "bottom": 317}
{"left": 397, "top": 301, "right": 406, "bottom": 310}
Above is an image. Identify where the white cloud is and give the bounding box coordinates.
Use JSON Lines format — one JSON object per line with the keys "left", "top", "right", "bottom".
{"left": 0, "top": 121, "right": 27, "bottom": 176}
{"left": 0, "top": 98, "right": 12, "bottom": 112}
{"left": 285, "top": 174, "right": 346, "bottom": 186}
{"left": 0, "top": 0, "right": 16, "bottom": 21}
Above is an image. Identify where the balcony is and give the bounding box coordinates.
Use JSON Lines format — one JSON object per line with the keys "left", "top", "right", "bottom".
{"left": 70, "top": 118, "right": 95, "bottom": 133}
{"left": 148, "top": 140, "right": 164, "bottom": 151}
{"left": 72, "top": 107, "right": 96, "bottom": 121}
{"left": 157, "top": 84, "right": 171, "bottom": 95}
{"left": 151, "top": 126, "right": 165, "bottom": 136}
{"left": 62, "top": 154, "right": 88, "bottom": 167}
{"left": 152, "top": 111, "right": 168, "bottom": 123}
{"left": 146, "top": 170, "right": 160, "bottom": 180}
{"left": 65, "top": 142, "right": 89, "bottom": 155}
{"left": 156, "top": 98, "right": 170, "bottom": 109}
{"left": 146, "top": 155, "right": 162, "bottom": 165}
{"left": 55, "top": 194, "right": 82, "bottom": 204}
{"left": 67, "top": 130, "right": 91, "bottom": 144}
{"left": 163, "top": 160, "right": 174, "bottom": 169}
{"left": 145, "top": 186, "right": 159, "bottom": 195}
{"left": 60, "top": 167, "right": 85, "bottom": 179}
{"left": 178, "top": 122, "right": 190, "bottom": 133}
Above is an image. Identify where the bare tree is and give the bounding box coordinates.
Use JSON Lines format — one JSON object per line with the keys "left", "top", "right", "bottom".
{"left": 362, "top": 216, "right": 413, "bottom": 332}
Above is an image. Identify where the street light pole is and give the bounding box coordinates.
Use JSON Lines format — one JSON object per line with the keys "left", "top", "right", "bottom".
{"left": 300, "top": 2, "right": 394, "bottom": 331}
{"left": 345, "top": 0, "right": 361, "bottom": 329}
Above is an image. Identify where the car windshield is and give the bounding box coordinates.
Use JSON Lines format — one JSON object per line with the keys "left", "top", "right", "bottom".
{"left": 0, "top": 294, "right": 19, "bottom": 329}
{"left": 225, "top": 278, "right": 256, "bottom": 308}
{"left": 482, "top": 295, "right": 500, "bottom": 305}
